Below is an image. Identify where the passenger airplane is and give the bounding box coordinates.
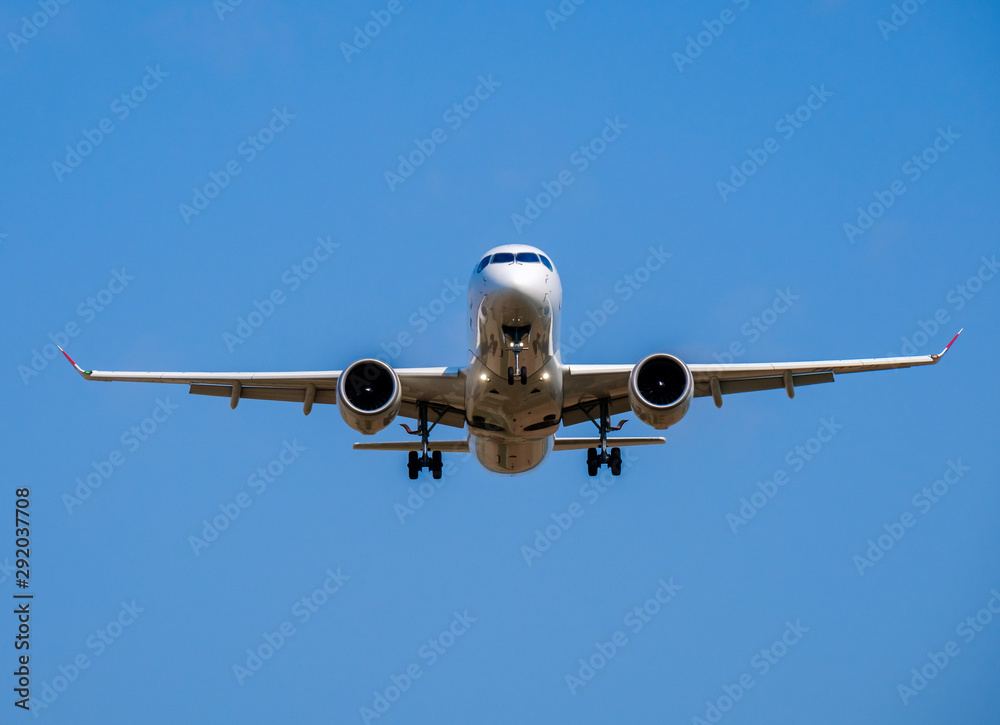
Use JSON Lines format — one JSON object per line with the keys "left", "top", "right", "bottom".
{"left": 59, "top": 244, "right": 961, "bottom": 478}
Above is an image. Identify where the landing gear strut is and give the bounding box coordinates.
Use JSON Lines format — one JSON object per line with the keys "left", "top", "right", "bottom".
{"left": 505, "top": 326, "right": 529, "bottom": 386}
{"left": 584, "top": 399, "right": 625, "bottom": 477}
{"left": 403, "top": 402, "right": 444, "bottom": 479}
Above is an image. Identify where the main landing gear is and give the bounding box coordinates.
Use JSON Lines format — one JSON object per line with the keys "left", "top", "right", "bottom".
{"left": 402, "top": 402, "right": 444, "bottom": 480}
{"left": 585, "top": 399, "right": 627, "bottom": 477}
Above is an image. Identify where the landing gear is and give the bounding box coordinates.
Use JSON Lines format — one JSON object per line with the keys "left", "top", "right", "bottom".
{"left": 584, "top": 399, "right": 626, "bottom": 476}
{"left": 402, "top": 402, "right": 445, "bottom": 479}
{"left": 508, "top": 365, "right": 528, "bottom": 385}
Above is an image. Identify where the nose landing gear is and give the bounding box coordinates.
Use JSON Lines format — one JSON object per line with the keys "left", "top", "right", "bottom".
{"left": 507, "top": 365, "right": 527, "bottom": 385}
{"left": 503, "top": 324, "right": 530, "bottom": 385}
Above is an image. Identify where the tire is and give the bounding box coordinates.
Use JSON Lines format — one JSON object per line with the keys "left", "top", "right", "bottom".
{"left": 610, "top": 447, "right": 622, "bottom": 476}
{"left": 407, "top": 451, "right": 419, "bottom": 479}
{"left": 432, "top": 451, "right": 443, "bottom": 480}
{"left": 587, "top": 459, "right": 598, "bottom": 477}
{"left": 520, "top": 366, "right": 527, "bottom": 385}
{"left": 508, "top": 366, "right": 515, "bottom": 385}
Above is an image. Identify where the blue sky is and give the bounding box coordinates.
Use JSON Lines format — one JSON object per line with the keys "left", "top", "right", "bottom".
{"left": 2, "top": 1, "right": 998, "bottom": 723}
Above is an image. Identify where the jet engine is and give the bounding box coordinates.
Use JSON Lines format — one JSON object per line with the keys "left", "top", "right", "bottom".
{"left": 337, "top": 359, "right": 402, "bottom": 435}
{"left": 627, "top": 354, "right": 693, "bottom": 430}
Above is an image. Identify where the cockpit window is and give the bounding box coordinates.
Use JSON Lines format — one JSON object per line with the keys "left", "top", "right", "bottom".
{"left": 491, "top": 252, "right": 515, "bottom": 264}
{"left": 476, "top": 256, "right": 491, "bottom": 273}
{"left": 539, "top": 255, "right": 553, "bottom": 271}
{"left": 515, "top": 252, "right": 539, "bottom": 263}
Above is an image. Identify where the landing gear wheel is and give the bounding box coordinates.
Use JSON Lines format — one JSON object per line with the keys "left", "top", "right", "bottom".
{"left": 586, "top": 447, "right": 599, "bottom": 477}
{"left": 508, "top": 366, "right": 515, "bottom": 385}
{"left": 520, "top": 366, "right": 527, "bottom": 385}
{"left": 432, "top": 450, "right": 443, "bottom": 480}
{"left": 609, "top": 447, "right": 622, "bottom": 476}
{"left": 407, "top": 451, "right": 419, "bottom": 480}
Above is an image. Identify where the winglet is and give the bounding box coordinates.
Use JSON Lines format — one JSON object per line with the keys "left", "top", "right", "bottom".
{"left": 57, "top": 346, "right": 92, "bottom": 377}
{"left": 931, "top": 329, "right": 963, "bottom": 361}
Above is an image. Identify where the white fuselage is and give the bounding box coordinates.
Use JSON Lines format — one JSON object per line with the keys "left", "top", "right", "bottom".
{"left": 465, "top": 245, "right": 563, "bottom": 473}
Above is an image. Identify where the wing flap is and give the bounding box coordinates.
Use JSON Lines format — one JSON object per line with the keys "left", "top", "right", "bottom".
{"left": 693, "top": 371, "right": 835, "bottom": 397}
{"left": 189, "top": 384, "right": 338, "bottom": 405}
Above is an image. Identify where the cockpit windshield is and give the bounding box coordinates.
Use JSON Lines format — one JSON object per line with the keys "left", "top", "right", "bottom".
{"left": 476, "top": 250, "right": 552, "bottom": 272}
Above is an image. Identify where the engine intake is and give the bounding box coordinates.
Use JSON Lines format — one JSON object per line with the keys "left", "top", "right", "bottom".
{"left": 627, "top": 354, "right": 693, "bottom": 430}
{"left": 337, "top": 359, "right": 401, "bottom": 435}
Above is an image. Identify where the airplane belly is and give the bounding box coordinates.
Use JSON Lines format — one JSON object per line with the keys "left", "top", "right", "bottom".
{"left": 471, "top": 435, "right": 551, "bottom": 474}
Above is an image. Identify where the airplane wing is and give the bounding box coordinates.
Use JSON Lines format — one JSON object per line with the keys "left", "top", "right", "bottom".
{"left": 58, "top": 347, "right": 467, "bottom": 427}
{"left": 561, "top": 330, "right": 962, "bottom": 425}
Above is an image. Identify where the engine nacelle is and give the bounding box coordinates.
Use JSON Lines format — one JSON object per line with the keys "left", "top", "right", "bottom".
{"left": 627, "top": 354, "right": 693, "bottom": 430}
{"left": 337, "top": 359, "right": 402, "bottom": 435}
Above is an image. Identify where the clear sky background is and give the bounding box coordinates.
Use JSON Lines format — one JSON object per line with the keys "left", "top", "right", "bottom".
{"left": 2, "top": 1, "right": 998, "bottom": 723}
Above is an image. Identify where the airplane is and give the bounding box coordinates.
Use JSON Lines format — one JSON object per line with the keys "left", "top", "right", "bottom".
{"left": 59, "top": 244, "right": 962, "bottom": 478}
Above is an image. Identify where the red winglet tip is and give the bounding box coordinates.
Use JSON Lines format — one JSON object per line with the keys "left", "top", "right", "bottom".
{"left": 59, "top": 346, "right": 77, "bottom": 367}
{"left": 932, "top": 329, "right": 963, "bottom": 360}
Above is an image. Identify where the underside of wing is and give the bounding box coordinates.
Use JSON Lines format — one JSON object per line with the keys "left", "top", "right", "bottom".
{"left": 59, "top": 347, "right": 467, "bottom": 426}
{"left": 560, "top": 329, "right": 962, "bottom": 420}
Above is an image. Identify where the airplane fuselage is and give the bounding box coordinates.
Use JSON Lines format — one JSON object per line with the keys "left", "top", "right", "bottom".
{"left": 465, "top": 245, "right": 563, "bottom": 473}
